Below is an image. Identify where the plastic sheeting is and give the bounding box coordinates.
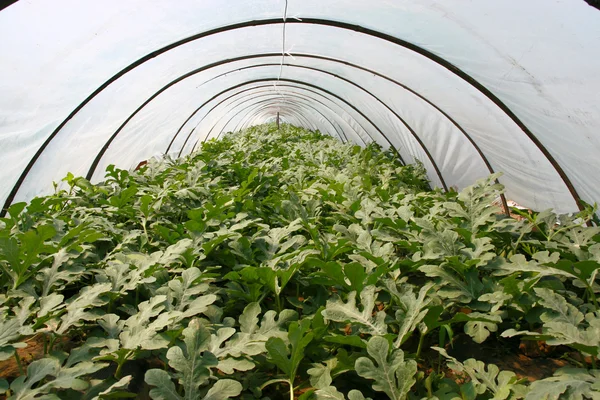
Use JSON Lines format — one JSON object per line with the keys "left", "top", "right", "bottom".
{"left": 0, "top": 0, "right": 599, "bottom": 214}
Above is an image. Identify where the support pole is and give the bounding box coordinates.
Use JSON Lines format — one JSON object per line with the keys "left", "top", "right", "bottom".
{"left": 277, "top": 112, "right": 280, "bottom": 130}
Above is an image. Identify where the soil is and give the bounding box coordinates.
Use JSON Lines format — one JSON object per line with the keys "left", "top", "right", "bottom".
{"left": 0, "top": 334, "right": 156, "bottom": 399}
{"left": 0, "top": 323, "right": 582, "bottom": 396}
{"left": 0, "top": 335, "right": 65, "bottom": 379}
{"left": 444, "top": 334, "right": 570, "bottom": 382}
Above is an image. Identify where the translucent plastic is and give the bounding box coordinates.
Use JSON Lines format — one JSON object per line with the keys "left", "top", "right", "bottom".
{"left": 0, "top": 0, "right": 598, "bottom": 214}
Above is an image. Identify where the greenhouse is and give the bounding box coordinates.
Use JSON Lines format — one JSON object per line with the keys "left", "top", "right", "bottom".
{"left": 0, "top": 1, "right": 600, "bottom": 399}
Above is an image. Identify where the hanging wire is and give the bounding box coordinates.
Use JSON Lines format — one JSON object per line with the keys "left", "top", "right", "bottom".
{"left": 273, "top": 0, "right": 289, "bottom": 117}
{"left": 277, "top": 0, "right": 289, "bottom": 82}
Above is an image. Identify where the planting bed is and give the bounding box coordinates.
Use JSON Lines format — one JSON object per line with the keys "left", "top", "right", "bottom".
{"left": 0, "top": 124, "right": 599, "bottom": 399}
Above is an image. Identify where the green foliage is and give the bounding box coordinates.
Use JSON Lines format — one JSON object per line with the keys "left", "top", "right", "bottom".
{"left": 526, "top": 368, "right": 600, "bottom": 400}
{"left": 0, "top": 123, "right": 599, "bottom": 399}
{"left": 355, "top": 336, "right": 417, "bottom": 400}
{"left": 434, "top": 347, "right": 528, "bottom": 399}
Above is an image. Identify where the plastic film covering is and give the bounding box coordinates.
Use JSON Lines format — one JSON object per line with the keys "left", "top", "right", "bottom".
{"left": 171, "top": 84, "right": 364, "bottom": 154}
{"left": 0, "top": 0, "right": 599, "bottom": 215}
{"left": 199, "top": 95, "right": 343, "bottom": 143}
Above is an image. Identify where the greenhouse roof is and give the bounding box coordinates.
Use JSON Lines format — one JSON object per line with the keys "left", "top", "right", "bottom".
{"left": 0, "top": 0, "right": 599, "bottom": 214}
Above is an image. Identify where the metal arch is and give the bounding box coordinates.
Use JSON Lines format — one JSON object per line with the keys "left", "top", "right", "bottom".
{"left": 292, "top": 19, "right": 583, "bottom": 212}
{"left": 172, "top": 80, "right": 371, "bottom": 158}
{"left": 224, "top": 99, "right": 339, "bottom": 140}
{"left": 234, "top": 105, "right": 328, "bottom": 136}
{"left": 181, "top": 103, "right": 310, "bottom": 157}
{"left": 233, "top": 106, "right": 315, "bottom": 138}
{"left": 167, "top": 64, "right": 365, "bottom": 154}
{"left": 85, "top": 76, "right": 398, "bottom": 180}
{"left": 192, "top": 95, "right": 316, "bottom": 136}
{"left": 189, "top": 104, "right": 312, "bottom": 155}
{"left": 174, "top": 126, "right": 197, "bottom": 160}
{"left": 221, "top": 57, "right": 509, "bottom": 211}
{"left": 227, "top": 92, "right": 348, "bottom": 142}
{"left": 182, "top": 80, "right": 374, "bottom": 158}
{"left": 1, "top": 43, "right": 469, "bottom": 212}
{"left": 191, "top": 89, "right": 347, "bottom": 142}
{"left": 233, "top": 104, "right": 316, "bottom": 134}
{"left": 234, "top": 107, "right": 302, "bottom": 135}
{"left": 222, "top": 95, "right": 346, "bottom": 142}
{"left": 244, "top": 89, "right": 351, "bottom": 142}
{"left": 144, "top": 51, "right": 497, "bottom": 205}
{"left": 202, "top": 62, "right": 449, "bottom": 191}
{"left": 171, "top": 89, "right": 347, "bottom": 156}
{"left": 172, "top": 83, "right": 354, "bottom": 150}
{"left": 188, "top": 93, "right": 339, "bottom": 148}
{"left": 182, "top": 88, "right": 352, "bottom": 149}
{"left": 197, "top": 78, "right": 401, "bottom": 161}
{"left": 142, "top": 56, "right": 440, "bottom": 186}
{"left": 165, "top": 52, "right": 464, "bottom": 164}
{"left": 226, "top": 105, "right": 303, "bottom": 138}
{"left": 3, "top": 18, "right": 578, "bottom": 214}
{"left": 218, "top": 103, "right": 316, "bottom": 141}
{"left": 196, "top": 98, "right": 333, "bottom": 148}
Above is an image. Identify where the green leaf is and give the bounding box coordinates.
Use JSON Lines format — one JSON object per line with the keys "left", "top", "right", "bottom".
{"left": 445, "top": 173, "right": 504, "bottom": 234}
{"left": 384, "top": 281, "right": 434, "bottom": 347}
{"left": 323, "top": 285, "right": 386, "bottom": 335}
{"left": 0, "top": 297, "right": 34, "bottom": 361}
{"left": 117, "top": 295, "right": 173, "bottom": 350}
{"left": 419, "top": 264, "right": 483, "bottom": 304}
{"left": 167, "top": 319, "right": 217, "bottom": 395}
{"left": 218, "top": 303, "right": 297, "bottom": 359}
{"left": 434, "top": 347, "right": 527, "bottom": 400}
{"left": 8, "top": 355, "right": 107, "bottom": 399}
{"left": 315, "top": 386, "right": 346, "bottom": 400}
{"left": 202, "top": 379, "right": 243, "bottom": 400}
{"left": 535, "top": 288, "right": 584, "bottom": 326}
{"left": 145, "top": 369, "right": 182, "bottom": 400}
{"left": 9, "top": 358, "right": 60, "bottom": 398}
{"left": 464, "top": 312, "right": 502, "bottom": 344}
{"left": 55, "top": 283, "right": 111, "bottom": 335}
{"left": 355, "top": 336, "right": 417, "bottom": 400}
{"left": 86, "top": 376, "right": 134, "bottom": 400}
{"left": 145, "top": 320, "right": 237, "bottom": 400}
{"left": 315, "top": 387, "right": 372, "bottom": 400}
{"left": 308, "top": 358, "right": 337, "bottom": 389}
{"left": 503, "top": 289, "right": 600, "bottom": 356}
{"left": 526, "top": 368, "right": 600, "bottom": 400}
{"left": 266, "top": 319, "right": 314, "bottom": 385}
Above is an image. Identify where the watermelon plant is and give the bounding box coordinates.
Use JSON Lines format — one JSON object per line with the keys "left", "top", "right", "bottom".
{"left": 0, "top": 123, "right": 598, "bottom": 399}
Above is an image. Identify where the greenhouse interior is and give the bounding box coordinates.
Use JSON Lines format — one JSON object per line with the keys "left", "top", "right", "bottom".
{"left": 1, "top": 1, "right": 600, "bottom": 399}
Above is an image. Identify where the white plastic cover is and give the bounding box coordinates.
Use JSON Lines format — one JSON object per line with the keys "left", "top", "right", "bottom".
{"left": 0, "top": 0, "right": 599, "bottom": 214}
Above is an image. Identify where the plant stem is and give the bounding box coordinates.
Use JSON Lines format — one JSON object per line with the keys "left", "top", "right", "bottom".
{"left": 14, "top": 351, "right": 24, "bottom": 375}
{"left": 142, "top": 220, "right": 149, "bottom": 246}
{"left": 48, "top": 335, "right": 57, "bottom": 353}
{"left": 585, "top": 284, "right": 600, "bottom": 310}
{"left": 115, "top": 359, "right": 126, "bottom": 379}
{"left": 592, "top": 356, "right": 597, "bottom": 370}
{"left": 275, "top": 294, "right": 282, "bottom": 313}
{"left": 416, "top": 331, "right": 426, "bottom": 361}
{"left": 425, "top": 372, "right": 434, "bottom": 398}
{"left": 116, "top": 350, "right": 134, "bottom": 379}
{"left": 512, "top": 230, "right": 527, "bottom": 256}
{"left": 259, "top": 378, "right": 289, "bottom": 390}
